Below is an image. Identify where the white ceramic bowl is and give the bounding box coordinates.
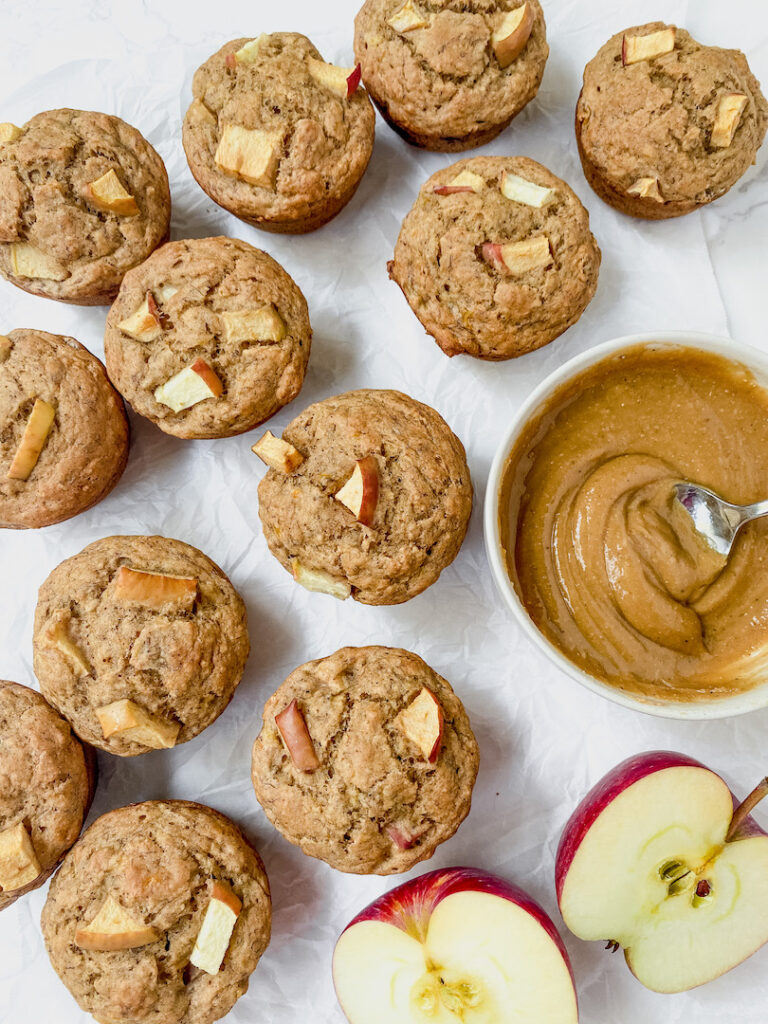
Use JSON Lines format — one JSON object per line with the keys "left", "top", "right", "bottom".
{"left": 484, "top": 330, "right": 768, "bottom": 720}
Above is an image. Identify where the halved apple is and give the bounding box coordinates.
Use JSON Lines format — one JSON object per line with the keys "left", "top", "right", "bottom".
{"left": 95, "top": 698, "right": 181, "bottom": 749}
{"left": 0, "top": 821, "right": 41, "bottom": 892}
{"left": 622, "top": 27, "right": 676, "bottom": 65}
{"left": 252, "top": 431, "right": 304, "bottom": 473}
{"left": 0, "top": 123, "right": 22, "bottom": 144}
{"left": 556, "top": 750, "right": 768, "bottom": 993}
{"left": 0, "top": 336, "right": 11, "bottom": 362}
{"left": 6, "top": 398, "right": 55, "bottom": 481}
{"left": 333, "top": 867, "right": 578, "bottom": 1024}
{"left": 215, "top": 124, "right": 282, "bottom": 188}
{"left": 388, "top": 0, "right": 429, "bottom": 33}
{"left": 432, "top": 170, "right": 486, "bottom": 196}
{"left": 334, "top": 456, "right": 379, "bottom": 526}
{"left": 234, "top": 35, "right": 269, "bottom": 64}
{"left": 190, "top": 881, "right": 242, "bottom": 974}
{"left": 307, "top": 58, "right": 362, "bottom": 99}
{"left": 290, "top": 559, "right": 351, "bottom": 600}
{"left": 44, "top": 619, "right": 91, "bottom": 676}
{"left": 492, "top": 4, "right": 535, "bottom": 68}
{"left": 83, "top": 169, "right": 139, "bottom": 216}
{"left": 481, "top": 235, "right": 553, "bottom": 275}
{"left": 10, "top": 242, "right": 67, "bottom": 281}
{"left": 711, "top": 93, "right": 748, "bottom": 148}
{"left": 75, "top": 895, "right": 160, "bottom": 951}
{"left": 627, "top": 176, "right": 663, "bottom": 201}
{"left": 221, "top": 306, "right": 286, "bottom": 343}
{"left": 117, "top": 293, "right": 164, "bottom": 342}
{"left": 113, "top": 566, "right": 198, "bottom": 609}
{"left": 154, "top": 359, "right": 224, "bottom": 413}
{"left": 394, "top": 688, "right": 444, "bottom": 762}
{"left": 275, "top": 698, "right": 321, "bottom": 772}
{"left": 501, "top": 170, "right": 556, "bottom": 208}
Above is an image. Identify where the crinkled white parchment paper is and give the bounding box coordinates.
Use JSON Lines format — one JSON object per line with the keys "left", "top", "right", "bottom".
{"left": 1, "top": 0, "right": 767, "bottom": 1021}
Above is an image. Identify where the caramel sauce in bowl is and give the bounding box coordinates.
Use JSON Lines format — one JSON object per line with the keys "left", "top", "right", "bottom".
{"left": 484, "top": 333, "right": 768, "bottom": 719}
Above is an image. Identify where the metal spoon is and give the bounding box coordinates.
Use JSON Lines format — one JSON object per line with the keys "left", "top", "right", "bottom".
{"left": 673, "top": 482, "right": 768, "bottom": 558}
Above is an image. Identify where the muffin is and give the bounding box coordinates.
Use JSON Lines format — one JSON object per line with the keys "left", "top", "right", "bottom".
{"left": 104, "top": 237, "right": 311, "bottom": 439}
{"left": 0, "top": 681, "right": 95, "bottom": 911}
{"left": 183, "top": 33, "right": 375, "bottom": 233}
{"left": 251, "top": 646, "right": 479, "bottom": 874}
{"left": 33, "top": 535, "right": 250, "bottom": 756}
{"left": 389, "top": 156, "right": 601, "bottom": 360}
{"left": 0, "top": 109, "right": 171, "bottom": 303}
{"left": 354, "top": 0, "right": 548, "bottom": 151}
{"left": 41, "top": 800, "right": 271, "bottom": 1024}
{"left": 0, "top": 329, "right": 129, "bottom": 528}
{"left": 254, "top": 389, "right": 473, "bottom": 605}
{"left": 576, "top": 23, "right": 768, "bottom": 219}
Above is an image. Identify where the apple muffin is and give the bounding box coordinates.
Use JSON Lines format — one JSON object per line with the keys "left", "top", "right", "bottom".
{"left": 33, "top": 535, "right": 250, "bottom": 756}
{"left": 0, "top": 109, "right": 171, "bottom": 304}
{"left": 354, "top": 0, "right": 548, "bottom": 151}
{"left": 251, "top": 646, "right": 479, "bottom": 874}
{"left": 182, "top": 33, "right": 375, "bottom": 233}
{"left": 576, "top": 23, "right": 768, "bottom": 219}
{"left": 390, "top": 156, "right": 601, "bottom": 360}
{"left": 104, "top": 237, "right": 311, "bottom": 439}
{"left": 41, "top": 800, "right": 271, "bottom": 1024}
{"left": 253, "top": 389, "right": 473, "bottom": 605}
{"left": 0, "top": 681, "right": 95, "bottom": 912}
{"left": 0, "top": 329, "right": 130, "bottom": 529}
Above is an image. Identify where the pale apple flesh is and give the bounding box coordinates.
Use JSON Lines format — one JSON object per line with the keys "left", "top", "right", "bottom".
{"left": 10, "top": 242, "right": 68, "bottom": 281}
{"left": 627, "top": 176, "right": 663, "bottom": 201}
{"left": 221, "top": 306, "right": 286, "bottom": 343}
{"left": 334, "top": 456, "right": 379, "bottom": 525}
{"left": 0, "top": 821, "right": 41, "bottom": 892}
{"left": 275, "top": 698, "right": 321, "bottom": 772}
{"left": 0, "top": 123, "right": 22, "bottom": 144}
{"left": 215, "top": 124, "right": 282, "bottom": 188}
{"left": 622, "top": 27, "right": 676, "bottom": 66}
{"left": 190, "top": 881, "right": 242, "bottom": 974}
{"left": 113, "top": 566, "right": 198, "bottom": 610}
{"left": 333, "top": 867, "right": 578, "bottom": 1024}
{"left": 388, "top": 0, "right": 430, "bottom": 33}
{"left": 44, "top": 619, "right": 92, "bottom": 676}
{"left": 75, "top": 895, "right": 159, "bottom": 951}
{"left": 95, "top": 698, "right": 181, "bottom": 749}
{"left": 83, "top": 169, "right": 139, "bottom": 216}
{"left": 0, "top": 336, "right": 11, "bottom": 362}
{"left": 501, "top": 170, "right": 556, "bottom": 208}
{"left": 395, "top": 688, "right": 444, "bottom": 762}
{"left": 481, "top": 236, "right": 553, "bottom": 275}
{"left": 117, "top": 294, "right": 163, "bottom": 342}
{"left": 556, "top": 751, "right": 768, "bottom": 993}
{"left": 711, "top": 93, "right": 748, "bottom": 148}
{"left": 307, "top": 58, "right": 362, "bottom": 99}
{"left": 252, "top": 431, "right": 304, "bottom": 473}
{"left": 492, "top": 4, "right": 535, "bottom": 68}
{"left": 154, "top": 359, "right": 224, "bottom": 413}
{"left": 432, "top": 170, "right": 486, "bottom": 196}
{"left": 6, "top": 398, "right": 55, "bottom": 481}
{"left": 234, "top": 35, "right": 268, "bottom": 64}
{"left": 290, "top": 559, "right": 352, "bottom": 600}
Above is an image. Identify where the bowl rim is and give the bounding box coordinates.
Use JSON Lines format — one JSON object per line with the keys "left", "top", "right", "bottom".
{"left": 483, "top": 329, "right": 768, "bottom": 721}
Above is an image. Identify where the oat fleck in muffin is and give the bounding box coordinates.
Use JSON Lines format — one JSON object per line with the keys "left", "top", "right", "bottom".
{"left": 253, "top": 389, "right": 473, "bottom": 605}
{"left": 183, "top": 33, "right": 375, "bottom": 233}
{"left": 390, "top": 156, "right": 601, "bottom": 360}
{"left": 576, "top": 23, "right": 768, "bottom": 219}
{"left": 0, "top": 681, "right": 95, "bottom": 911}
{"left": 251, "top": 647, "right": 479, "bottom": 874}
{"left": 33, "top": 535, "right": 249, "bottom": 756}
{"left": 0, "top": 329, "right": 129, "bottom": 528}
{"left": 0, "top": 109, "right": 170, "bottom": 303}
{"left": 104, "top": 237, "right": 311, "bottom": 439}
{"left": 41, "top": 800, "right": 271, "bottom": 1024}
{"left": 354, "top": 0, "right": 548, "bottom": 150}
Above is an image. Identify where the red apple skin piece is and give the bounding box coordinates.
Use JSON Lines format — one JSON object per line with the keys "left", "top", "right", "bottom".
{"left": 492, "top": 3, "right": 535, "bottom": 68}
{"left": 225, "top": 52, "right": 237, "bottom": 70}
{"left": 432, "top": 184, "right": 474, "bottom": 196}
{"left": 275, "top": 699, "right": 321, "bottom": 772}
{"left": 347, "top": 64, "right": 362, "bottom": 98}
{"left": 480, "top": 241, "right": 506, "bottom": 273}
{"left": 191, "top": 358, "right": 224, "bottom": 398}
{"left": 335, "top": 456, "right": 379, "bottom": 526}
{"left": 343, "top": 866, "right": 575, "bottom": 977}
{"left": 385, "top": 825, "right": 422, "bottom": 850}
{"left": 555, "top": 750, "right": 726, "bottom": 902}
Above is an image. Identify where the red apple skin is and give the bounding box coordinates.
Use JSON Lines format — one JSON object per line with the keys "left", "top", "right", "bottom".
{"left": 555, "top": 750, "right": 766, "bottom": 902}
{"left": 347, "top": 64, "right": 362, "bottom": 98}
{"left": 341, "top": 866, "right": 575, "bottom": 983}
{"left": 432, "top": 184, "right": 475, "bottom": 196}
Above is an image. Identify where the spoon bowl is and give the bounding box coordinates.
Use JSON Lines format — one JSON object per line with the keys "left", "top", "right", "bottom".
{"left": 673, "top": 482, "right": 768, "bottom": 559}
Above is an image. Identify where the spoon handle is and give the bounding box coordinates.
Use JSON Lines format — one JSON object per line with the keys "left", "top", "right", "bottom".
{"left": 744, "top": 498, "right": 768, "bottom": 522}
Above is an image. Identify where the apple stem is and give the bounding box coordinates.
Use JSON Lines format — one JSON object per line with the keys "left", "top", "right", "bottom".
{"left": 726, "top": 777, "right": 768, "bottom": 842}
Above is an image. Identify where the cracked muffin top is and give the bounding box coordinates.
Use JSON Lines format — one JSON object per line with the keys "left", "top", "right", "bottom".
{"left": 104, "top": 237, "right": 311, "bottom": 439}
{"left": 255, "top": 389, "right": 473, "bottom": 605}
{"left": 251, "top": 646, "right": 479, "bottom": 874}
{"left": 0, "top": 680, "right": 95, "bottom": 912}
{"left": 33, "top": 535, "right": 249, "bottom": 756}
{"left": 0, "top": 109, "right": 171, "bottom": 304}
{"left": 354, "top": 0, "right": 548, "bottom": 150}
{"left": 390, "top": 156, "right": 601, "bottom": 360}
{"left": 576, "top": 23, "right": 768, "bottom": 219}
{"left": 182, "top": 33, "right": 375, "bottom": 233}
{"left": 41, "top": 800, "right": 271, "bottom": 1024}
{"left": 0, "top": 328, "right": 130, "bottom": 528}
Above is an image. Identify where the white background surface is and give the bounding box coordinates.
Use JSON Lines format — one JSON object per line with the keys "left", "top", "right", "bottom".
{"left": 0, "top": 1, "right": 767, "bottom": 1022}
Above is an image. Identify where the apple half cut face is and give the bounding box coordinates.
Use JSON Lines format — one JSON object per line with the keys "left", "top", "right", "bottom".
{"left": 556, "top": 750, "right": 768, "bottom": 993}
{"left": 333, "top": 866, "right": 578, "bottom": 1024}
